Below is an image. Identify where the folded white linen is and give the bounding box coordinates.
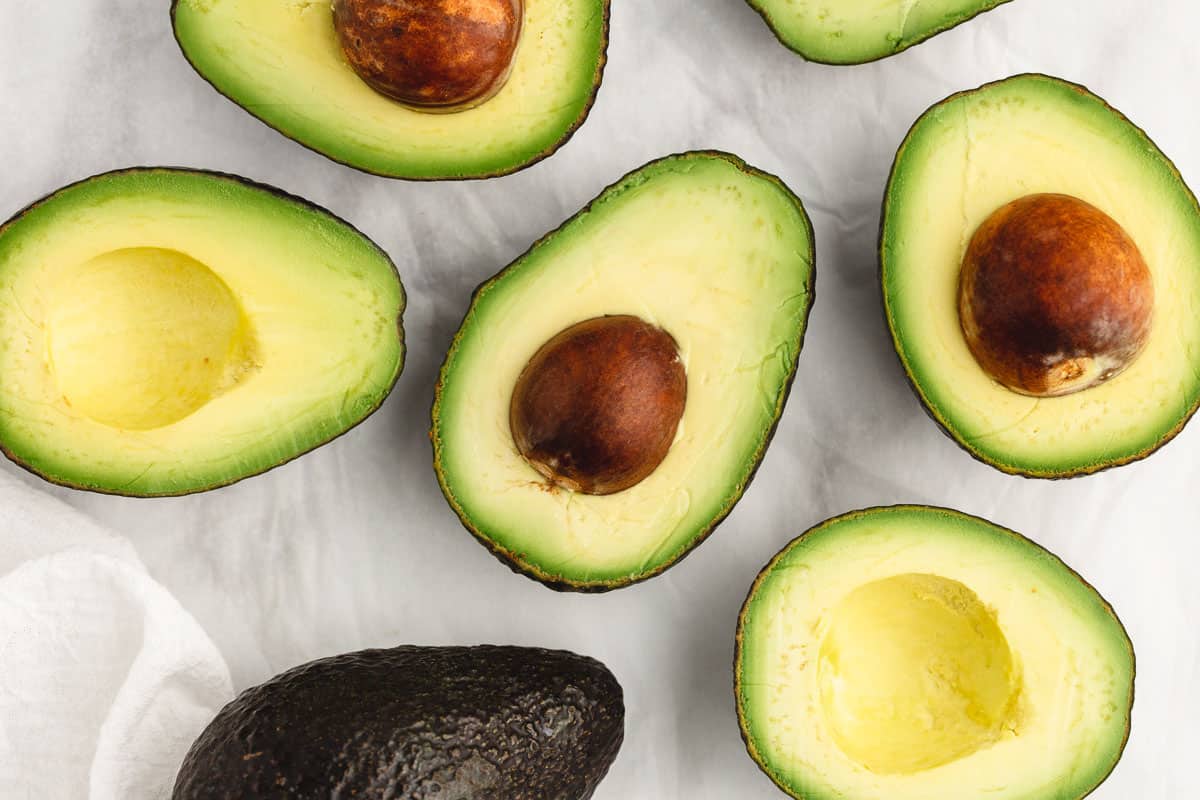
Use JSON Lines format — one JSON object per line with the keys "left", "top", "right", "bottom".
{"left": 0, "top": 473, "right": 233, "bottom": 800}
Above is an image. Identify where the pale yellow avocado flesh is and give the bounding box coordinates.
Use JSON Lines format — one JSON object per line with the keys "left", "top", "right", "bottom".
{"left": 171, "top": 0, "right": 607, "bottom": 179}
{"left": 433, "top": 153, "right": 814, "bottom": 588}
{"left": 737, "top": 506, "right": 1133, "bottom": 800}
{"left": 818, "top": 573, "right": 1019, "bottom": 775}
{"left": 883, "top": 75, "right": 1200, "bottom": 476}
{"left": 47, "top": 247, "right": 257, "bottom": 431}
{"left": 0, "top": 169, "right": 404, "bottom": 495}
{"left": 748, "top": 0, "right": 1012, "bottom": 64}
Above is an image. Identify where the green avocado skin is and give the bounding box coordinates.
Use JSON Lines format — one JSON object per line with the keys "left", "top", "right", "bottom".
{"left": 172, "top": 646, "right": 624, "bottom": 799}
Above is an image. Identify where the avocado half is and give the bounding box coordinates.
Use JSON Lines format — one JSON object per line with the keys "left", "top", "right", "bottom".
{"left": 747, "top": 0, "right": 1013, "bottom": 64}
{"left": 432, "top": 151, "right": 815, "bottom": 591}
{"left": 0, "top": 168, "right": 405, "bottom": 496}
{"left": 173, "top": 645, "right": 624, "bottom": 799}
{"left": 882, "top": 74, "right": 1200, "bottom": 478}
{"left": 170, "top": 0, "right": 609, "bottom": 180}
{"left": 736, "top": 505, "right": 1133, "bottom": 800}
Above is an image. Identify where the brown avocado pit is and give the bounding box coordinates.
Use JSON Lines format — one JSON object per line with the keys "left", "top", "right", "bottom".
{"left": 510, "top": 315, "right": 687, "bottom": 496}
{"left": 958, "top": 193, "right": 1154, "bottom": 397}
{"left": 332, "top": 0, "right": 524, "bottom": 111}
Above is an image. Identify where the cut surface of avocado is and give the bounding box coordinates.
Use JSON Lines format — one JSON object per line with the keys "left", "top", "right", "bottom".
{"left": 882, "top": 74, "right": 1200, "bottom": 477}
{"left": 171, "top": 0, "right": 608, "bottom": 179}
{"left": 747, "top": 0, "right": 1012, "bottom": 64}
{"left": 736, "top": 505, "right": 1133, "bottom": 800}
{"left": 0, "top": 168, "right": 405, "bottom": 496}
{"left": 432, "top": 151, "right": 814, "bottom": 590}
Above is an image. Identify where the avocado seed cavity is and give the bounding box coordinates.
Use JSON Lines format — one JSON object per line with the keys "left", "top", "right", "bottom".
{"left": 818, "top": 574, "right": 1019, "bottom": 774}
{"left": 959, "top": 193, "right": 1154, "bottom": 397}
{"left": 509, "top": 316, "right": 687, "bottom": 496}
{"left": 333, "top": 0, "right": 523, "bottom": 111}
{"left": 47, "top": 248, "right": 256, "bottom": 431}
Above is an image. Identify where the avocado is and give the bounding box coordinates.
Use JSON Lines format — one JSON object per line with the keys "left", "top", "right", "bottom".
{"left": 333, "top": 0, "right": 524, "bottom": 111}
{"left": 171, "top": 0, "right": 609, "bottom": 180}
{"left": 736, "top": 505, "right": 1133, "bottom": 800}
{"left": 0, "top": 168, "right": 405, "bottom": 496}
{"left": 172, "top": 645, "right": 624, "bottom": 799}
{"left": 432, "top": 151, "right": 815, "bottom": 591}
{"left": 747, "top": 0, "right": 1013, "bottom": 64}
{"left": 882, "top": 74, "right": 1200, "bottom": 477}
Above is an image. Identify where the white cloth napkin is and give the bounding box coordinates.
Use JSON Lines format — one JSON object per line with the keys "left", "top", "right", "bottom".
{"left": 0, "top": 472, "right": 233, "bottom": 800}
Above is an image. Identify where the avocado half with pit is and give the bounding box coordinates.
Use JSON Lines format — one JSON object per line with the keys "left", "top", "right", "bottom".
{"left": 882, "top": 74, "right": 1200, "bottom": 477}
{"left": 171, "top": 0, "right": 609, "bottom": 180}
{"left": 747, "top": 0, "right": 1013, "bottom": 64}
{"left": 432, "top": 151, "right": 815, "bottom": 591}
{"left": 173, "top": 645, "right": 624, "bottom": 799}
{"left": 736, "top": 505, "right": 1133, "bottom": 800}
{"left": 0, "top": 168, "right": 405, "bottom": 496}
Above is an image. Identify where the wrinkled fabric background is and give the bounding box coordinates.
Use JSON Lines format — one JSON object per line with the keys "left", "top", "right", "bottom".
{"left": 0, "top": 470, "right": 232, "bottom": 799}
{"left": 2, "top": 1, "right": 1198, "bottom": 797}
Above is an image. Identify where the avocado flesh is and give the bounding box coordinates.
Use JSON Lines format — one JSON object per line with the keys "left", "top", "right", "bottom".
{"left": 748, "top": 0, "right": 1012, "bottom": 64}
{"left": 736, "top": 505, "right": 1133, "bottom": 800}
{"left": 172, "top": 645, "right": 624, "bottom": 800}
{"left": 0, "top": 169, "right": 405, "bottom": 496}
{"left": 433, "top": 152, "right": 814, "bottom": 590}
{"left": 882, "top": 74, "right": 1200, "bottom": 477}
{"left": 171, "top": 0, "right": 608, "bottom": 180}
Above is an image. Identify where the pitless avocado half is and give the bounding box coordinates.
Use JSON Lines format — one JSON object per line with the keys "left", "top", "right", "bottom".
{"left": 882, "top": 74, "right": 1200, "bottom": 477}
{"left": 747, "top": 0, "right": 1015, "bottom": 65}
{"left": 0, "top": 168, "right": 405, "bottom": 496}
{"left": 173, "top": 645, "right": 624, "bottom": 800}
{"left": 432, "top": 151, "right": 816, "bottom": 591}
{"left": 736, "top": 505, "right": 1133, "bottom": 800}
{"left": 171, "top": 0, "right": 609, "bottom": 180}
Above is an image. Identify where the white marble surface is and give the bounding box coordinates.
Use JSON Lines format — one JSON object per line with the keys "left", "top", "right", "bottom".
{"left": 2, "top": 1, "right": 1198, "bottom": 797}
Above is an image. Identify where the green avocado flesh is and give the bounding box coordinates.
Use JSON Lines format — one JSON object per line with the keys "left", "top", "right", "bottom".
{"left": 0, "top": 169, "right": 405, "bottom": 496}
{"left": 736, "top": 505, "right": 1133, "bottom": 800}
{"left": 171, "top": 0, "right": 608, "bottom": 180}
{"left": 173, "top": 645, "right": 624, "bottom": 799}
{"left": 433, "top": 152, "right": 814, "bottom": 590}
{"left": 748, "top": 0, "right": 1011, "bottom": 64}
{"left": 882, "top": 74, "right": 1200, "bottom": 477}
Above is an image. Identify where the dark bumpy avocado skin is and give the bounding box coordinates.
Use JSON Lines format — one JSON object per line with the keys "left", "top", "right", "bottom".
{"left": 0, "top": 167, "right": 405, "bottom": 498}
{"left": 879, "top": 75, "right": 1200, "bottom": 479}
{"left": 172, "top": 646, "right": 624, "bottom": 799}
{"left": 431, "top": 151, "right": 816, "bottom": 592}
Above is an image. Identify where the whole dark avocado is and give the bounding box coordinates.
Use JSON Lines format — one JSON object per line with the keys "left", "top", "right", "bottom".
{"left": 172, "top": 645, "right": 624, "bottom": 799}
